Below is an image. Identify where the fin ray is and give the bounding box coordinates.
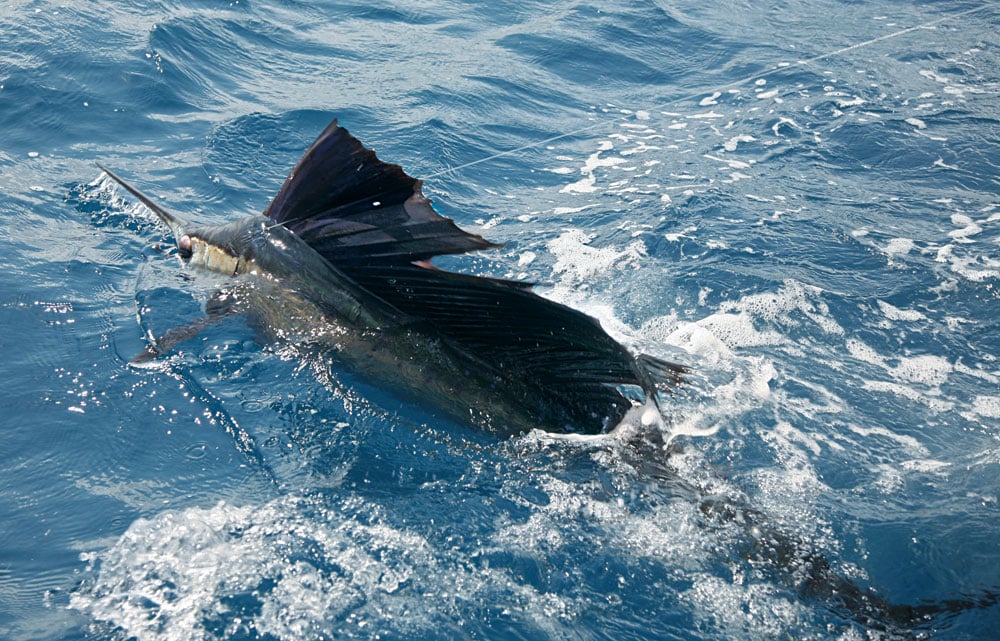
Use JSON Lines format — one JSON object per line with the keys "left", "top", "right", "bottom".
{"left": 636, "top": 354, "right": 689, "bottom": 389}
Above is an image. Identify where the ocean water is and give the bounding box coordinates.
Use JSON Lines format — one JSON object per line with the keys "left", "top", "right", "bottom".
{"left": 1, "top": 1, "right": 998, "bottom": 640}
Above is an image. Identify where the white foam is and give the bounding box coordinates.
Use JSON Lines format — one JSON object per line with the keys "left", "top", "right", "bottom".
{"left": 683, "top": 574, "right": 810, "bottom": 638}
{"left": 723, "top": 134, "right": 756, "bottom": 152}
{"left": 551, "top": 204, "right": 595, "bottom": 215}
{"left": 704, "top": 153, "right": 752, "bottom": 170}
{"left": 883, "top": 237, "right": 914, "bottom": 258}
{"left": 688, "top": 110, "right": 725, "bottom": 120}
{"left": 635, "top": 281, "right": 858, "bottom": 449}
{"left": 664, "top": 321, "right": 733, "bottom": 364}
{"left": 771, "top": 117, "right": 799, "bottom": 136}
{"left": 695, "top": 312, "right": 781, "bottom": 349}
{"left": 664, "top": 348, "right": 778, "bottom": 443}
{"left": 492, "top": 464, "right": 711, "bottom": 574}
{"left": 861, "top": 380, "right": 955, "bottom": 412}
{"left": 847, "top": 337, "right": 960, "bottom": 410}
{"left": 847, "top": 424, "right": 929, "bottom": 457}
{"left": 969, "top": 395, "right": 1000, "bottom": 419}
{"left": 546, "top": 229, "right": 647, "bottom": 285}
{"left": 663, "top": 224, "right": 697, "bottom": 242}
{"left": 770, "top": 420, "right": 823, "bottom": 456}
{"left": 71, "top": 497, "right": 574, "bottom": 641}
{"left": 934, "top": 157, "right": 961, "bottom": 170}
{"left": 848, "top": 338, "right": 954, "bottom": 385}
{"left": 871, "top": 463, "right": 905, "bottom": 494}
{"left": 876, "top": 300, "right": 927, "bottom": 322}
{"left": 845, "top": 338, "right": 883, "bottom": 367}
{"left": 558, "top": 140, "right": 627, "bottom": 194}
{"left": 890, "top": 354, "right": 952, "bottom": 386}
{"left": 836, "top": 96, "right": 865, "bottom": 108}
{"left": 699, "top": 91, "right": 721, "bottom": 106}
{"left": 948, "top": 213, "right": 982, "bottom": 240}
{"left": 900, "top": 459, "right": 950, "bottom": 474}
{"left": 717, "top": 280, "right": 843, "bottom": 336}
{"left": 935, "top": 244, "right": 1000, "bottom": 281}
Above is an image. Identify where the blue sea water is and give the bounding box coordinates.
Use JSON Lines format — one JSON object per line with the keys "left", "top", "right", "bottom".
{"left": 1, "top": 1, "right": 998, "bottom": 639}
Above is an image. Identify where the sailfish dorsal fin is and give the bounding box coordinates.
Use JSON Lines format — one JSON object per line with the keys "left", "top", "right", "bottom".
{"left": 263, "top": 119, "right": 499, "bottom": 266}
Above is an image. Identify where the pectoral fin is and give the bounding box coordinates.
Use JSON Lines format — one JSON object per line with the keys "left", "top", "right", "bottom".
{"left": 131, "top": 293, "right": 240, "bottom": 364}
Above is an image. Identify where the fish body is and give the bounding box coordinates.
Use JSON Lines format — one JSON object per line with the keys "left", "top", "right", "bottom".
{"left": 100, "top": 119, "right": 685, "bottom": 434}
{"left": 192, "top": 217, "right": 561, "bottom": 434}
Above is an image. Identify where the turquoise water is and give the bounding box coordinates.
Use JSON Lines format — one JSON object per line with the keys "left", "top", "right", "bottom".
{"left": 1, "top": 1, "right": 998, "bottom": 639}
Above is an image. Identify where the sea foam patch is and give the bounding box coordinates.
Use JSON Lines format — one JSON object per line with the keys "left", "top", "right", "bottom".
{"left": 70, "top": 496, "right": 572, "bottom": 641}
{"left": 546, "top": 229, "right": 648, "bottom": 285}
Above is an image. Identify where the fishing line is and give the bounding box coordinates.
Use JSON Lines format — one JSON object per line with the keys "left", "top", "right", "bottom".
{"left": 264, "top": 3, "right": 989, "bottom": 233}
{"left": 424, "top": 3, "right": 992, "bottom": 180}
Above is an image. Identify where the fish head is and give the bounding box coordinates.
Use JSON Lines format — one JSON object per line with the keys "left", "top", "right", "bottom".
{"left": 176, "top": 229, "right": 238, "bottom": 275}
{"left": 142, "top": 212, "right": 244, "bottom": 277}
{"left": 179, "top": 218, "right": 267, "bottom": 277}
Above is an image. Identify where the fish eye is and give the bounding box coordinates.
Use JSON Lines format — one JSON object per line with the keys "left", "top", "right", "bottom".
{"left": 178, "top": 235, "right": 193, "bottom": 259}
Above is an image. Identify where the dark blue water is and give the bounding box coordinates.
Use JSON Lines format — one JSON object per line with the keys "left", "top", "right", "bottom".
{"left": 2, "top": 1, "right": 998, "bottom": 640}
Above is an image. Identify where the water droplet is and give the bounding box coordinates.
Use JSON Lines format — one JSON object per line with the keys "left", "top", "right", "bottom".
{"left": 185, "top": 442, "right": 208, "bottom": 460}
{"left": 241, "top": 399, "right": 265, "bottom": 413}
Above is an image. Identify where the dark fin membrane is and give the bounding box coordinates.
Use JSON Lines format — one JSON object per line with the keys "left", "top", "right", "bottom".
{"left": 263, "top": 119, "right": 499, "bottom": 266}
{"left": 345, "top": 264, "right": 661, "bottom": 433}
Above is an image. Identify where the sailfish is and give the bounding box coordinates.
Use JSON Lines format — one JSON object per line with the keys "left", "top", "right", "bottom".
{"left": 98, "top": 120, "right": 1000, "bottom": 632}
{"left": 99, "top": 119, "right": 685, "bottom": 435}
